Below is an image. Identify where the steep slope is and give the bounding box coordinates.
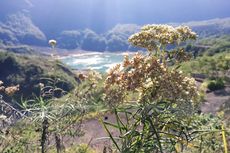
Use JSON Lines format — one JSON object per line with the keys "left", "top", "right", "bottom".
{"left": 0, "top": 51, "right": 78, "bottom": 100}
{"left": 185, "top": 18, "right": 230, "bottom": 37}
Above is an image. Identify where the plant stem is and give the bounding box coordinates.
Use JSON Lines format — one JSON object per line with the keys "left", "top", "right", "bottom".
{"left": 147, "top": 117, "right": 163, "bottom": 153}
{"left": 41, "top": 118, "right": 49, "bottom": 153}
{"left": 222, "top": 124, "right": 228, "bottom": 153}
{"left": 55, "top": 133, "right": 62, "bottom": 153}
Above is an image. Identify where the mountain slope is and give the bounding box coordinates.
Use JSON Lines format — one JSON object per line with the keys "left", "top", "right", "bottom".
{"left": 0, "top": 12, "right": 46, "bottom": 46}
{"left": 184, "top": 18, "right": 230, "bottom": 37}
{"left": 56, "top": 18, "right": 230, "bottom": 51}
{"left": 0, "top": 51, "right": 78, "bottom": 100}
{"left": 0, "top": 6, "right": 229, "bottom": 51}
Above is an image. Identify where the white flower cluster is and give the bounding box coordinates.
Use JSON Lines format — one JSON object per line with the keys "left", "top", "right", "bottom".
{"left": 128, "top": 24, "right": 196, "bottom": 52}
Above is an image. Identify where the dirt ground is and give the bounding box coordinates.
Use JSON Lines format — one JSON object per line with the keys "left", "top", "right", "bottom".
{"left": 201, "top": 86, "right": 230, "bottom": 114}
{"left": 63, "top": 113, "right": 120, "bottom": 152}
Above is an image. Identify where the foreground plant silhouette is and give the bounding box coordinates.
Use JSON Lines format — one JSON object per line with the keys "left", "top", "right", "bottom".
{"left": 0, "top": 68, "right": 105, "bottom": 153}
{"left": 103, "top": 25, "right": 228, "bottom": 153}
{"left": 0, "top": 79, "right": 85, "bottom": 153}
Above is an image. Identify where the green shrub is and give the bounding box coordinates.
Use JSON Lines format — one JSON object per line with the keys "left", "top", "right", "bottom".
{"left": 0, "top": 51, "right": 78, "bottom": 100}
{"left": 207, "top": 78, "right": 225, "bottom": 91}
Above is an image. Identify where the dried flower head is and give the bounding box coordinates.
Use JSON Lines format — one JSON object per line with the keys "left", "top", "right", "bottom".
{"left": 49, "top": 39, "right": 57, "bottom": 48}
{"left": 0, "top": 114, "right": 7, "bottom": 121}
{"left": 0, "top": 86, "right": 5, "bottom": 92}
{"left": 78, "top": 73, "right": 87, "bottom": 81}
{"left": 104, "top": 53, "right": 198, "bottom": 107}
{"left": 39, "top": 83, "right": 45, "bottom": 89}
{"left": 128, "top": 25, "right": 197, "bottom": 53}
{"left": 5, "top": 85, "right": 20, "bottom": 96}
{"left": 0, "top": 80, "right": 3, "bottom": 86}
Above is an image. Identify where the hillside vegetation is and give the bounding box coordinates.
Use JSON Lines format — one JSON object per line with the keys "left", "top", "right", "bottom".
{"left": 181, "top": 51, "right": 230, "bottom": 76}
{"left": 0, "top": 51, "right": 78, "bottom": 100}
{"left": 198, "top": 35, "right": 230, "bottom": 55}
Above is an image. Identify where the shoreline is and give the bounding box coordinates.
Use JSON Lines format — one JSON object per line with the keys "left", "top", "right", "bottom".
{"left": 30, "top": 45, "right": 140, "bottom": 57}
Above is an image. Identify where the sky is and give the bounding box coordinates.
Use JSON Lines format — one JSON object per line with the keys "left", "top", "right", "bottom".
{"left": 1, "top": 0, "right": 230, "bottom": 33}
{"left": 30, "top": 0, "right": 230, "bottom": 32}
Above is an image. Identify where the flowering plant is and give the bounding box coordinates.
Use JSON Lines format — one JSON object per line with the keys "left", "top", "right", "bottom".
{"left": 105, "top": 25, "right": 198, "bottom": 108}
{"left": 103, "top": 25, "right": 226, "bottom": 153}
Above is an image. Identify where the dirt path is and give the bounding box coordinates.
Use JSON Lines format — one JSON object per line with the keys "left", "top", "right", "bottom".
{"left": 63, "top": 113, "right": 121, "bottom": 152}
{"left": 201, "top": 86, "right": 230, "bottom": 114}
